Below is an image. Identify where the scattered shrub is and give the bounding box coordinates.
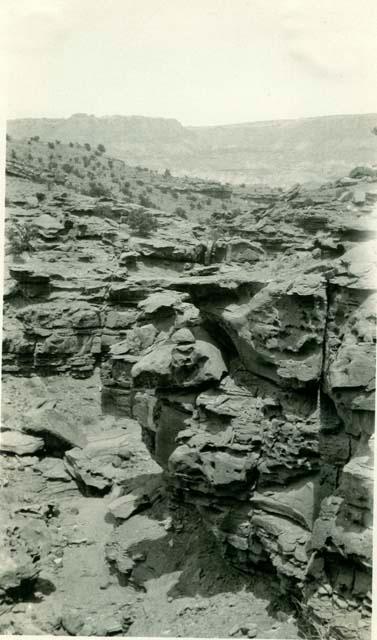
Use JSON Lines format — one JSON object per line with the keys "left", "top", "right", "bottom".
{"left": 163, "top": 168, "right": 171, "bottom": 178}
{"left": 48, "top": 142, "right": 55, "bottom": 149}
{"left": 128, "top": 209, "right": 158, "bottom": 237}
{"left": 87, "top": 181, "right": 111, "bottom": 198}
{"left": 84, "top": 143, "right": 91, "bottom": 151}
{"left": 7, "top": 221, "right": 38, "bottom": 255}
{"left": 36, "top": 192, "right": 46, "bottom": 203}
{"left": 138, "top": 194, "right": 157, "bottom": 208}
{"left": 174, "top": 206, "right": 187, "bottom": 219}
{"left": 97, "top": 143, "right": 106, "bottom": 153}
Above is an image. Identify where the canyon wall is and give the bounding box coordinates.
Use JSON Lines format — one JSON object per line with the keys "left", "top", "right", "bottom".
{"left": 2, "top": 163, "right": 376, "bottom": 639}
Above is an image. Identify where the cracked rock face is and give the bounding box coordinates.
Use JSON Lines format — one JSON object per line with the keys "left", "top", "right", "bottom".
{"left": 122, "top": 255, "right": 374, "bottom": 639}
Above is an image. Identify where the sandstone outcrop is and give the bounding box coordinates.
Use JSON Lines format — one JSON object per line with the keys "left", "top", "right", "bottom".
{"left": 2, "top": 162, "right": 376, "bottom": 639}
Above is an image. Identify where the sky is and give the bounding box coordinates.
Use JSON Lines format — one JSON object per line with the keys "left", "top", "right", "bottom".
{"left": 2, "top": 0, "right": 377, "bottom": 126}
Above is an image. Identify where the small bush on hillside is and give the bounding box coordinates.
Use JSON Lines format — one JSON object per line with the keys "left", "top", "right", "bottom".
{"left": 62, "top": 163, "right": 73, "bottom": 173}
{"left": 174, "top": 206, "right": 187, "bottom": 219}
{"left": 97, "top": 144, "right": 106, "bottom": 153}
{"left": 48, "top": 142, "right": 55, "bottom": 149}
{"left": 11, "top": 150, "right": 17, "bottom": 159}
{"left": 128, "top": 210, "right": 158, "bottom": 237}
{"left": 84, "top": 143, "right": 91, "bottom": 151}
{"left": 163, "top": 168, "right": 171, "bottom": 178}
{"left": 53, "top": 171, "right": 67, "bottom": 185}
{"left": 36, "top": 192, "right": 46, "bottom": 203}
{"left": 6, "top": 133, "right": 11, "bottom": 141}
{"left": 88, "top": 181, "right": 111, "bottom": 198}
{"left": 139, "top": 194, "right": 157, "bottom": 208}
{"left": 69, "top": 142, "right": 74, "bottom": 147}
{"left": 7, "top": 221, "right": 38, "bottom": 255}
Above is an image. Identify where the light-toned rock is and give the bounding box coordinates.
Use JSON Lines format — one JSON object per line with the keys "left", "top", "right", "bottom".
{"left": 0, "top": 430, "right": 44, "bottom": 455}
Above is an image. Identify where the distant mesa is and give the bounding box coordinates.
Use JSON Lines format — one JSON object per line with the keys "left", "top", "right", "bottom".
{"left": 6, "top": 112, "right": 377, "bottom": 186}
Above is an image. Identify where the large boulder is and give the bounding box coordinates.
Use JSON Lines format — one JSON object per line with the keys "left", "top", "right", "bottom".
{"left": 131, "top": 339, "right": 227, "bottom": 389}
{"left": 64, "top": 428, "right": 133, "bottom": 492}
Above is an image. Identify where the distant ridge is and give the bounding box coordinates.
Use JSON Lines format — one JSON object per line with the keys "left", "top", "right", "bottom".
{"left": 7, "top": 112, "right": 377, "bottom": 186}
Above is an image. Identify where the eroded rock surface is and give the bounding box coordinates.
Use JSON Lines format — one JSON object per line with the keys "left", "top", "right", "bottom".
{"left": 2, "top": 163, "right": 376, "bottom": 638}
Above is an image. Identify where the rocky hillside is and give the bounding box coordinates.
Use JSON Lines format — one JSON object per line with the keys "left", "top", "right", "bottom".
{"left": 7, "top": 112, "right": 377, "bottom": 186}
{"left": 1, "top": 147, "right": 376, "bottom": 639}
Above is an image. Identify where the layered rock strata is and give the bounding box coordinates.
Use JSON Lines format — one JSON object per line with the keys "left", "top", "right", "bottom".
{"left": 2, "top": 167, "right": 376, "bottom": 638}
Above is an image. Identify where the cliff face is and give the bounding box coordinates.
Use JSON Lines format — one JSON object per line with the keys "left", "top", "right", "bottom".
{"left": 2, "top": 158, "right": 376, "bottom": 638}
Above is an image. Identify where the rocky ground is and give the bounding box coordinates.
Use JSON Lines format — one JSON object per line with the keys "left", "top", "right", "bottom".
{"left": 1, "top": 149, "right": 376, "bottom": 639}
{"left": 0, "top": 375, "right": 299, "bottom": 638}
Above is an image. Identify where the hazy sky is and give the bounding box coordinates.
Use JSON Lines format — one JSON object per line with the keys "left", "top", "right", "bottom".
{"left": 3, "top": 0, "right": 377, "bottom": 126}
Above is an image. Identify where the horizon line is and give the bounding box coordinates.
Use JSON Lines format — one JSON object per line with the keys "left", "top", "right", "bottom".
{"left": 6, "top": 110, "right": 377, "bottom": 130}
